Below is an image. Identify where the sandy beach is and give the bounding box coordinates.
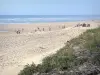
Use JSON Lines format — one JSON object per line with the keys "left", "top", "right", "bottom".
{"left": 0, "top": 21, "right": 100, "bottom": 75}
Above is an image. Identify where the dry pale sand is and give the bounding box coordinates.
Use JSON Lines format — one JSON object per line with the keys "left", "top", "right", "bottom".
{"left": 0, "top": 21, "right": 99, "bottom": 75}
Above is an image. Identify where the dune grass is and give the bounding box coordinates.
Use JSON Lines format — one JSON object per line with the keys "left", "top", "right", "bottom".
{"left": 18, "top": 27, "right": 100, "bottom": 75}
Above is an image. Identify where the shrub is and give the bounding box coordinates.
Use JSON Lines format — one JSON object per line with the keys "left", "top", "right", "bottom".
{"left": 18, "top": 63, "right": 37, "bottom": 75}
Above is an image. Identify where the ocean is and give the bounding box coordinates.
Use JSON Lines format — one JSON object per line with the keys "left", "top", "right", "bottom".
{"left": 0, "top": 15, "right": 100, "bottom": 24}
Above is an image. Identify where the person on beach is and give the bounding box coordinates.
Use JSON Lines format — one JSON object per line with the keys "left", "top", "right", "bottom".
{"left": 35, "top": 29, "right": 37, "bottom": 32}
{"left": 49, "top": 27, "right": 51, "bottom": 31}
{"left": 87, "top": 24, "right": 90, "bottom": 27}
{"left": 37, "top": 27, "right": 41, "bottom": 31}
{"left": 63, "top": 25, "right": 65, "bottom": 28}
{"left": 62, "top": 25, "right": 65, "bottom": 29}
{"left": 82, "top": 23, "right": 86, "bottom": 27}
{"left": 43, "top": 28, "right": 44, "bottom": 31}
{"left": 16, "top": 30, "right": 20, "bottom": 34}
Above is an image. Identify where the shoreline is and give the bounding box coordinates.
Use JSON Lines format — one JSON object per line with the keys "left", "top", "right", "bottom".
{"left": 0, "top": 19, "right": 99, "bottom": 25}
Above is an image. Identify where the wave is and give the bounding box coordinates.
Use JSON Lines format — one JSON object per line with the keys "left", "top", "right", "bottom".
{"left": 0, "top": 16, "right": 100, "bottom": 24}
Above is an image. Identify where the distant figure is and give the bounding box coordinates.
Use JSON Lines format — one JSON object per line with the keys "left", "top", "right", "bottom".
{"left": 37, "top": 27, "right": 39, "bottom": 30}
{"left": 37, "top": 27, "right": 41, "bottom": 31}
{"left": 63, "top": 25, "right": 65, "bottom": 28}
{"left": 22, "top": 28, "right": 24, "bottom": 32}
{"left": 87, "top": 24, "right": 90, "bottom": 27}
{"left": 37, "top": 27, "right": 39, "bottom": 31}
{"left": 18, "top": 30, "right": 21, "bottom": 34}
{"left": 43, "top": 28, "right": 44, "bottom": 31}
{"left": 76, "top": 23, "right": 90, "bottom": 27}
{"left": 49, "top": 27, "right": 51, "bottom": 31}
{"left": 16, "top": 31, "right": 18, "bottom": 34}
{"left": 35, "top": 29, "right": 37, "bottom": 32}
{"left": 80, "top": 24, "right": 83, "bottom": 27}
{"left": 16, "top": 30, "right": 21, "bottom": 34}
{"left": 76, "top": 23, "right": 81, "bottom": 27}
{"left": 82, "top": 23, "right": 86, "bottom": 27}
{"left": 62, "top": 26, "right": 65, "bottom": 29}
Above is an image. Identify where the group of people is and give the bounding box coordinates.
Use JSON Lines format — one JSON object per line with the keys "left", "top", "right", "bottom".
{"left": 34, "top": 27, "right": 51, "bottom": 32}
{"left": 34, "top": 25, "right": 66, "bottom": 32}
{"left": 76, "top": 23, "right": 90, "bottom": 27}
{"left": 15, "top": 25, "right": 66, "bottom": 34}
{"left": 15, "top": 28, "right": 24, "bottom": 34}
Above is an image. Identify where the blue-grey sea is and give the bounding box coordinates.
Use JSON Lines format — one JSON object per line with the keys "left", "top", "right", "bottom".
{"left": 0, "top": 15, "right": 100, "bottom": 24}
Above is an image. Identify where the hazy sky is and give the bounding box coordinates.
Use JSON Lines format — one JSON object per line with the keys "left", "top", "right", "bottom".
{"left": 0, "top": 0, "right": 100, "bottom": 15}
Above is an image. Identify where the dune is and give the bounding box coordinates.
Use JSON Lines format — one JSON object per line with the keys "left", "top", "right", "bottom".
{"left": 0, "top": 21, "right": 99, "bottom": 75}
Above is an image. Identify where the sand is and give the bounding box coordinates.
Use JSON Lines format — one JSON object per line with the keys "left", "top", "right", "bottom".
{"left": 0, "top": 21, "right": 99, "bottom": 75}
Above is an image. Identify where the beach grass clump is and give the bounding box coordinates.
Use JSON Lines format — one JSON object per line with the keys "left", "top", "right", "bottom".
{"left": 18, "top": 63, "right": 37, "bottom": 75}
{"left": 18, "top": 27, "right": 100, "bottom": 75}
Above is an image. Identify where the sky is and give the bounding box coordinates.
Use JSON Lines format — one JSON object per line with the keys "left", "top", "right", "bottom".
{"left": 0, "top": 0, "right": 100, "bottom": 15}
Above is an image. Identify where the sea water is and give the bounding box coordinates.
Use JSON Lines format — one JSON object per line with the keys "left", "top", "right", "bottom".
{"left": 0, "top": 15, "right": 100, "bottom": 24}
{"left": 0, "top": 31, "right": 8, "bottom": 32}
